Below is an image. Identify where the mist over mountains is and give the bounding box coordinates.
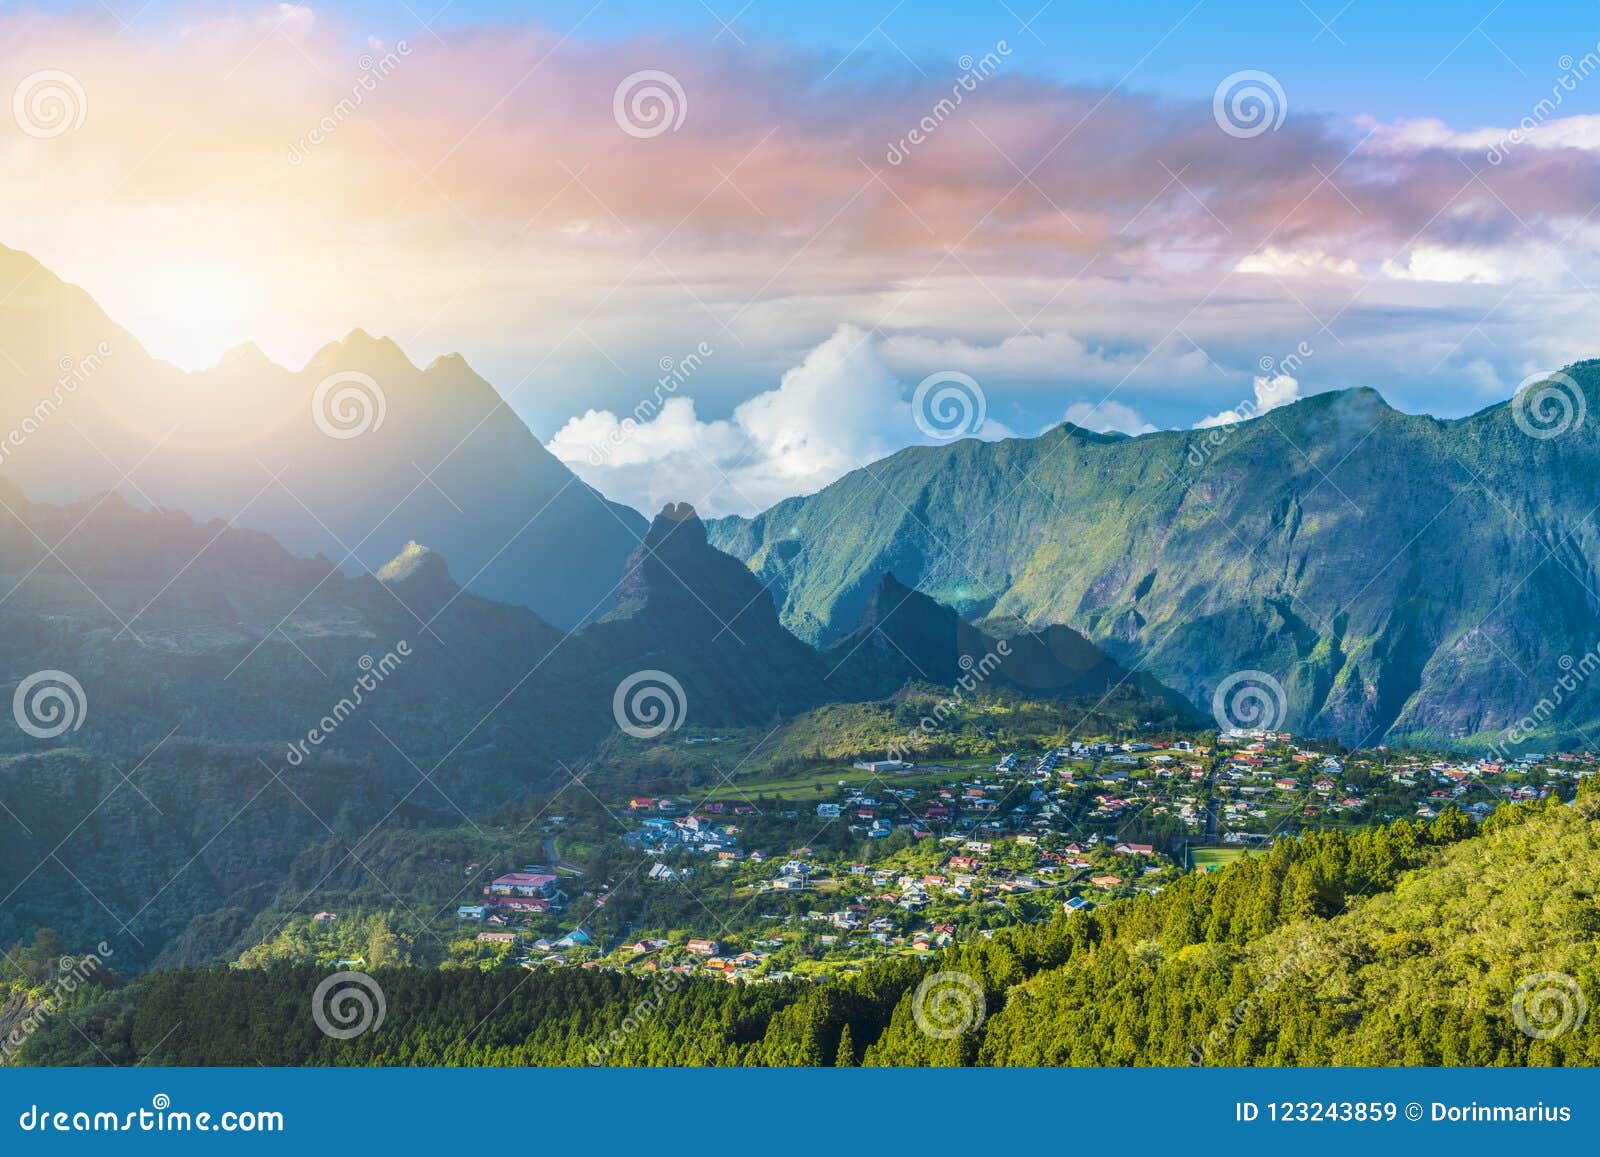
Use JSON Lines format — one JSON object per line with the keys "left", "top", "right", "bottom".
{"left": 5, "top": 241, "right": 1600, "bottom": 750}
{"left": 0, "top": 244, "right": 643, "bottom": 629}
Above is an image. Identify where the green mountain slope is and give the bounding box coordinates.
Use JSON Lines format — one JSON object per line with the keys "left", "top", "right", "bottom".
{"left": 970, "top": 794, "right": 1600, "bottom": 1066}
{"left": 710, "top": 372, "right": 1600, "bottom": 747}
{"left": 572, "top": 503, "right": 1192, "bottom": 729}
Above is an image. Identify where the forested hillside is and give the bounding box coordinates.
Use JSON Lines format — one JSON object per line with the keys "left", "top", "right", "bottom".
{"left": 21, "top": 791, "right": 1598, "bottom": 1067}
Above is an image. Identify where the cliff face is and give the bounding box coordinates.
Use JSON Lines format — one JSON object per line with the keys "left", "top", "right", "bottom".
{"left": 712, "top": 370, "right": 1600, "bottom": 747}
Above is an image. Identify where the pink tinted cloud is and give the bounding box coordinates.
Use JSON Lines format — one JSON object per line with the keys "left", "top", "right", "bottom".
{"left": 4, "top": 5, "right": 1598, "bottom": 387}
{"left": 12, "top": 7, "right": 1589, "bottom": 264}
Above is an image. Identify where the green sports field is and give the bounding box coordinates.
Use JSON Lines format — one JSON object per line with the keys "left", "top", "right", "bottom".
{"left": 1187, "top": 846, "right": 1254, "bottom": 872}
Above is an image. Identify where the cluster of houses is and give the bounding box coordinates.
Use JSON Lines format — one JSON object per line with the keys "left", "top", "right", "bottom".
{"left": 625, "top": 936, "right": 776, "bottom": 981}
{"left": 633, "top": 828, "right": 1174, "bottom": 975}
{"left": 1207, "top": 732, "right": 1595, "bottom": 831}
{"left": 473, "top": 927, "right": 591, "bottom": 953}
{"left": 455, "top": 869, "right": 565, "bottom": 925}
{"left": 541, "top": 734, "right": 1598, "bottom": 979}
{"left": 628, "top": 810, "right": 746, "bottom": 861}
{"left": 1383, "top": 750, "right": 1592, "bottom": 818}
{"left": 817, "top": 789, "right": 911, "bottom": 838}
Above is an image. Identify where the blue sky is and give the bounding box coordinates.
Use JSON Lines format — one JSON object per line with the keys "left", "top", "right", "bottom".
{"left": 93, "top": 0, "right": 1600, "bottom": 123}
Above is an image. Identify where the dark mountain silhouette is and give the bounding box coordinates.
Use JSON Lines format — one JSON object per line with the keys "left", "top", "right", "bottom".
{"left": 0, "top": 243, "right": 645, "bottom": 629}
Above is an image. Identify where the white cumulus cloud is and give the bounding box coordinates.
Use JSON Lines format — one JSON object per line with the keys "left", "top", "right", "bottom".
{"left": 1235, "top": 245, "right": 1359, "bottom": 278}
{"left": 1060, "top": 399, "right": 1156, "bottom": 436}
{"left": 547, "top": 325, "right": 1013, "bottom": 517}
{"left": 1195, "top": 374, "right": 1303, "bottom": 428}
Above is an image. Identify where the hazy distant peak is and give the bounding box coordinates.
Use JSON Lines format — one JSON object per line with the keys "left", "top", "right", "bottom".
{"left": 340, "top": 327, "right": 405, "bottom": 357}
{"left": 378, "top": 540, "right": 455, "bottom": 589}
{"left": 420, "top": 351, "right": 498, "bottom": 399}
{"left": 304, "top": 328, "right": 419, "bottom": 375}
{"left": 216, "top": 341, "right": 273, "bottom": 370}
{"left": 0, "top": 243, "right": 664, "bottom": 629}
{"left": 0, "top": 474, "right": 32, "bottom": 511}
{"left": 424, "top": 352, "right": 470, "bottom": 373}
{"left": 0, "top": 242, "right": 102, "bottom": 317}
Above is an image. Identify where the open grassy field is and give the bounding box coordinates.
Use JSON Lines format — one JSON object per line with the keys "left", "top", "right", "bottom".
{"left": 1187, "top": 846, "right": 1254, "bottom": 872}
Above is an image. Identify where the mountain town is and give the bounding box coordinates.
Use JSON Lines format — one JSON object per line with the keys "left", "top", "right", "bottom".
{"left": 5, "top": 2, "right": 1600, "bottom": 1110}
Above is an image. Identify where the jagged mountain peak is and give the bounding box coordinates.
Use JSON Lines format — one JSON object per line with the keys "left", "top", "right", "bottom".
{"left": 642, "top": 502, "right": 707, "bottom": 547}
{"left": 0, "top": 243, "right": 647, "bottom": 629}
{"left": 852, "top": 570, "right": 955, "bottom": 633}
{"left": 422, "top": 351, "right": 477, "bottom": 377}
{"left": 612, "top": 501, "right": 767, "bottom": 625}
{"left": 303, "top": 328, "right": 420, "bottom": 376}
{"left": 822, "top": 566, "right": 1189, "bottom": 710}
{"left": 708, "top": 372, "right": 1600, "bottom": 745}
{"left": 377, "top": 541, "right": 463, "bottom": 618}
{"left": 215, "top": 341, "right": 274, "bottom": 371}
{"left": 378, "top": 540, "right": 454, "bottom": 588}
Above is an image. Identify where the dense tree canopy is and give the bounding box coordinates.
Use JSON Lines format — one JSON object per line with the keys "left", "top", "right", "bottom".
{"left": 20, "top": 797, "right": 1598, "bottom": 1067}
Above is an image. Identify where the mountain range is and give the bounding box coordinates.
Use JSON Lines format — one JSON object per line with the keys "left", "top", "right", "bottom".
{"left": 711, "top": 375, "right": 1600, "bottom": 748}
{"left": 0, "top": 244, "right": 643, "bottom": 629}
{"left": 0, "top": 477, "right": 1170, "bottom": 967}
{"left": 0, "top": 474, "right": 1168, "bottom": 765}
{"left": 6, "top": 241, "right": 1600, "bottom": 750}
